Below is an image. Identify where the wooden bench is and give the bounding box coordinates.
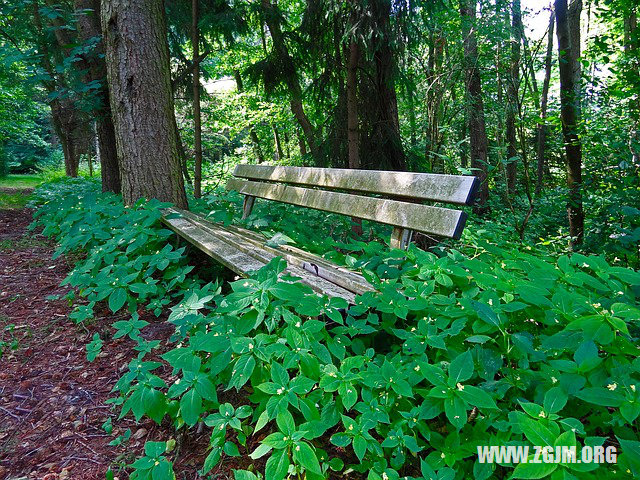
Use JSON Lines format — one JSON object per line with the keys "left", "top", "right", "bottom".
{"left": 162, "top": 164, "right": 478, "bottom": 303}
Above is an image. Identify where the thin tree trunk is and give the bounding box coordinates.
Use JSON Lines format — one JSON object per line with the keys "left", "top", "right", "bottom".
{"left": 192, "top": 0, "right": 203, "bottom": 198}
{"left": 536, "top": 8, "right": 555, "bottom": 195}
{"left": 346, "top": 36, "right": 363, "bottom": 235}
{"left": 347, "top": 40, "right": 360, "bottom": 170}
{"left": 102, "top": 0, "right": 188, "bottom": 208}
{"left": 406, "top": 54, "right": 417, "bottom": 147}
{"left": 624, "top": 8, "right": 640, "bottom": 166}
{"left": 74, "top": 0, "right": 121, "bottom": 193}
{"left": 506, "top": 0, "right": 522, "bottom": 196}
{"left": 460, "top": 0, "right": 489, "bottom": 212}
{"left": 272, "top": 125, "right": 283, "bottom": 161}
{"left": 426, "top": 32, "right": 445, "bottom": 173}
{"left": 261, "top": 0, "right": 318, "bottom": 158}
{"left": 555, "top": 0, "right": 584, "bottom": 246}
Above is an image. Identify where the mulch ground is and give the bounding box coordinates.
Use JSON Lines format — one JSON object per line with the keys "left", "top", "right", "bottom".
{"left": 0, "top": 208, "right": 217, "bottom": 479}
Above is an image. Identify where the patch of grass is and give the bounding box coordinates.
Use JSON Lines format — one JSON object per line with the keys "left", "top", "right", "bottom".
{"left": 0, "top": 191, "right": 30, "bottom": 209}
{"left": 0, "top": 174, "right": 44, "bottom": 190}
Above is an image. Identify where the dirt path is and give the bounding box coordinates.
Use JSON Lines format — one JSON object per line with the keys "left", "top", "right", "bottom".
{"left": 0, "top": 208, "right": 211, "bottom": 479}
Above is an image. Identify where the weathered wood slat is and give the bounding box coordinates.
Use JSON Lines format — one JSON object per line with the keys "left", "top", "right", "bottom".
{"left": 162, "top": 214, "right": 266, "bottom": 274}
{"left": 218, "top": 223, "right": 374, "bottom": 293}
{"left": 178, "top": 209, "right": 373, "bottom": 295}
{"left": 226, "top": 178, "right": 469, "bottom": 239}
{"left": 162, "top": 209, "right": 358, "bottom": 302}
{"left": 234, "top": 164, "right": 479, "bottom": 205}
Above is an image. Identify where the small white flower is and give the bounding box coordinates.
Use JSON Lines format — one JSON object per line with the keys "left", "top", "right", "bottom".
{"left": 538, "top": 411, "right": 546, "bottom": 418}
{"left": 440, "top": 453, "right": 446, "bottom": 459}
{"left": 295, "top": 445, "right": 300, "bottom": 451}
{"left": 607, "top": 383, "right": 617, "bottom": 391}
{"left": 414, "top": 365, "right": 420, "bottom": 372}
{"left": 248, "top": 343, "right": 254, "bottom": 350}
{"left": 348, "top": 424, "right": 354, "bottom": 431}
{"left": 457, "top": 383, "right": 465, "bottom": 391}
{"left": 630, "top": 385, "right": 636, "bottom": 392}
{"left": 277, "top": 387, "right": 285, "bottom": 395}
{"left": 551, "top": 377, "right": 557, "bottom": 384}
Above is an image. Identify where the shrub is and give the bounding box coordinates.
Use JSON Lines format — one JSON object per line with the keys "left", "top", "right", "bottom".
{"left": 32, "top": 178, "right": 640, "bottom": 480}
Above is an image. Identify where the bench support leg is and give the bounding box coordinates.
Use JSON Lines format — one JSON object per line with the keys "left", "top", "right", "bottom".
{"left": 242, "top": 195, "right": 256, "bottom": 219}
{"left": 390, "top": 227, "right": 413, "bottom": 250}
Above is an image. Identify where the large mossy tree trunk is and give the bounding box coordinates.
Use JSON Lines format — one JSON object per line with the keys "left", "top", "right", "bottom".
{"left": 460, "top": 0, "right": 489, "bottom": 213}
{"left": 555, "top": 0, "right": 584, "bottom": 246}
{"left": 101, "top": 0, "right": 188, "bottom": 208}
{"left": 74, "top": 0, "right": 121, "bottom": 194}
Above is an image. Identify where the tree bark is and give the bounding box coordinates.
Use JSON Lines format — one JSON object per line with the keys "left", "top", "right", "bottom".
{"left": 272, "top": 125, "right": 283, "bottom": 161}
{"left": 460, "top": 0, "right": 489, "bottom": 212}
{"left": 74, "top": 0, "right": 121, "bottom": 193}
{"left": 536, "top": 9, "right": 555, "bottom": 195}
{"left": 192, "top": 0, "right": 203, "bottom": 198}
{"left": 568, "top": 0, "right": 582, "bottom": 120}
{"left": 505, "top": 0, "right": 522, "bottom": 196}
{"left": 555, "top": 0, "right": 584, "bottom": 246}
{"left": 32, "top": 0, "right": 81, "bottom": 178}
{"left": 347, "top": 40, "right": 360, "bottom": 170}
{"left": 371, "top": 0, "right": 406, "bottom": 171}
{"left": 101, "top": 0, "right": 188, "bottom": 208}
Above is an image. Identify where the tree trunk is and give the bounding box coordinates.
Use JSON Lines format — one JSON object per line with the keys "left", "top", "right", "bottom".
{"left": 371, "top": 0, "right": 406, "bottom": 171}
{"left": 536, "top": 9, "right": 555, "bottom": 195}
{"left": 505, "top": 0, "right": 522, "bottom": 196}
{"left": 297, "top": 129, "right": 307, "bottom": 156}
{"left": 192, "top": 0, "right": 203, "bottom": 198}
{"left": 101, "top": 0, "right": 188, "bottom": 208}
{"left": 568, "top": 0, "right": 582, "bottom": 120}
{"left": 261, "top": 0, "right": 318, "bottom": 158}
{"left": 624, "top": 7, "right": 640, "bottom": 166}
{"left": 347, "top": 40, "right": 360, "bottom": 170}
{"left": 406, "top": 53, "right": 417, "bottom": 147}
{"left": 272, "top": 125, "right": 283, "bottom": 161}
{"left": 74, "top": 0, "right": 121, "bottom": 193}
{"left": 555, "top": 0, "right": 584, "bottom": 246}
{"left": 346, "top": 35, "right": 363, "bottom": 235}
{"left": 32, "top": 0, "right": 81, "bottom": 178}
{"left": 426, "top": 32, "right": 445, "bottom": 173}
{"left": 460, "top": 0, "right": 489, "bottom": 212}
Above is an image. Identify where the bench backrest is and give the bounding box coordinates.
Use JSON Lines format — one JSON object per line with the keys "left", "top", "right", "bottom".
{"left": 226, "top": 164, "right": 479, "bottom": 249}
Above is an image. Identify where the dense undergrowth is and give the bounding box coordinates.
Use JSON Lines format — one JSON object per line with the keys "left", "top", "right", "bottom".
{"left": 29, "top": 178, "right": 640, "bottom": 480}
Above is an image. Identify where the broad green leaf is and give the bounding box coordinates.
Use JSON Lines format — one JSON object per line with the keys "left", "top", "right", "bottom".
{"left": 180, "top": 388, "right": 202, "bottom": 426}
{"left": 449, "top": 351, "right": 474, "bottom": 384}
{"left": 109, "top": 287, "right": 127, "bottom": 312}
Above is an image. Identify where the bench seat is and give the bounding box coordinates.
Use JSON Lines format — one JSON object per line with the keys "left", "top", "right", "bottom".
{"left": 162, "top": 207, "right": 374, "bottom": 303}
{"left": 162, "top": 164, "right": 478, "bottom": 301}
